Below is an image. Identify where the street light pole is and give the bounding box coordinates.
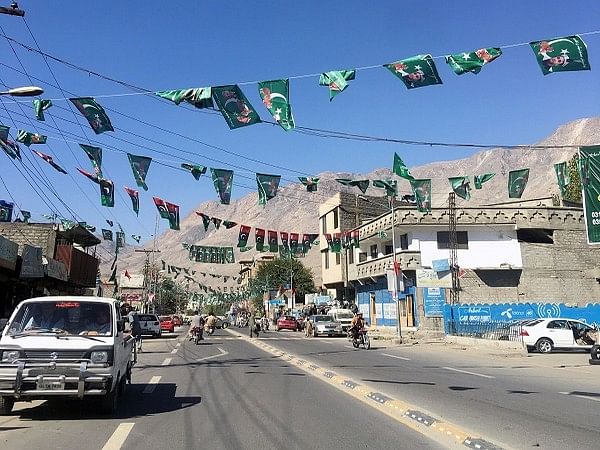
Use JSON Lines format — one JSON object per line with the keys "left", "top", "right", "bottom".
{"left": 0, "top": 86, "right": 43, "bottom": 96}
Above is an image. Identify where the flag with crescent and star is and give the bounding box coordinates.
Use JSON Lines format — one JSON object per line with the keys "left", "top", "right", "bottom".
{"left": 445, "top": 48, "right": 502, "bottom": 75}
{"left": 385, "top": 55, "right": 442, "bottom": 89}
{"left": 69, "top": 97, "right": 114, "bottom": 134}
{"left": 256, "top": 173, "right": 281, "bottom": 205}
{"left": 372, "top": 179, "right": 397, "bottom": 197}
{"left": 290, "top": 233, "right": 300, "bottom": 254}
{"left": 410, "top": 179, "right": 432, "bottom": 212}
{"left": 77, "top": 168, "right": 100, "bottom": 184}
{"left": 99, "top": 179, "right": 115, "bottom": 207}
{"left": 324, "top": 233, "right": 333, "bottom": 252}
{"left": 131, "top": 235, "right": 141, "bottom": 244}
{"left": 124, "top": 187, "right": 140, "bottom": 215}
{"left": 268, "top": 230, "right": 278, "bottom": 252}
{"left": 156, "top": 87, "right": 213, "bottom": 109}
{"left": 16, "top": 130, "right": 47, "bottom": 147}
{"left": 258, "top": 79, "right": 295, "bottom": 131}
{"left": 474, "top": 173, "right": 495, "bottom": 189}
{"left": 554, "top": 162, "right": 570, "bottom": 198}
{"left": 101, "top": 229, "right": 113, "bottom": 241}
{"left": 238, "top": 225, "right": 251, "bottom": 248}
{"left": 280, "top": 231, "right": 289, "bottom": 251}
{"left": 0, "top": 125, "right": 20, "bottom": 160}
{"left": 530, "top": 35, "right": 590, "bottom": 75}
{"left": 448, "top": 176, "right": 472, "bottom": 201}
{"left": 181, "top": 163, "right": 207, "bottom": 180}
{"left": 32, "top": 150, "right": 67, "bottom": 174}
{"left": 332, "top": 233, "right": 342, "bottom": 253}
{"left": 393, "top": 153, "right": 415, "bottom": 181}
{"left": 319, "top": 70, "right": 355, "bottom": 101}
{"left": 302, "top": 234, "right": 312, "bottom": 254}
{"left": 212, "top": 85, "right": 261, "bottom": 129}
{"left": 80, "top": 144, "right": 103, "bottom": 177}
{"left": 255, "top": 228, "right": 266, "bottom": 252}
{"left": 508, "top": 169, "right": 530, "bottom": 199}
{"left": 165, "top": 201, "right": 180, "bottom": 230}
{"left": 33, "top": 99, "right": 53, "bottom": 121}
{"left": 299, "top": 176, "right": 319, "bottom": 192}
{"left": 127, "top": 153, "right": 152, "bottom": 191}
{"left": 211, "top": 168, "right": 234, "bottom": 205}
{"left": 153, "top": 197, "right": 170, "bottom": 219}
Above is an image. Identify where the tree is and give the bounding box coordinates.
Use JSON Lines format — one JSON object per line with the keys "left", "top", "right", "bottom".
{"left": 563, "top": 153, "right": 582, "bottom": 203}
{"left": 158, "top": 278, "right": 180, "bottom": 314}
{"left": 253, "top": 258, "right": 316, "bottom": 309}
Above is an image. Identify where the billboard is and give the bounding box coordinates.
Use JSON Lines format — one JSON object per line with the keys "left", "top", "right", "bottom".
{"left": 580, "top": 146, "right": 600, "bottom": 244}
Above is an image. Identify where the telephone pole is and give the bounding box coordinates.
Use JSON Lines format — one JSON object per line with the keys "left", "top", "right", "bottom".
{"left": 135, "top": 248, "right": 161, "bottom": 313}
{"left": 448, "top": 192, "right": 460, "bottom": 304}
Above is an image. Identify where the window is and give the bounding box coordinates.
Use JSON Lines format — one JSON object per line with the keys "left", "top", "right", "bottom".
{"left": 348, "top": 249, "right": 354, "bottom": 265}
{"left": 437, "top": 231, "right": 468, "bottom": 249}
{"left": 336, "top": 253, "right": 341, "bottom": 265}
{"left": 385, "top": 245, "right": 393, "bottom": 255}
{"left": 333, "top": 208, "right": 339, "bottom": 229}
{"left": 324, "top": 252, "right": 329, "bottom": 269}
{"left": 359, "top": 253, "right": 367, "bottom": 263}
{"left": 547, "top": 320, "right": 568, "bottom": 329}
{"left": 517, "top": 229, "right": 554, "bottom": 244}
{"left": 370, "top": 244, "right": 378, "bottom": 258}
{"left": 400, "top": 233, "right": 409, "bottom": 250}
{"left": 321, "top": 216, "right": 327, "bottom": 234}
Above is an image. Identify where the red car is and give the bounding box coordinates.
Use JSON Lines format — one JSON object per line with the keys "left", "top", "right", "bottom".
{"left": 159, "top": 316, "right": 175, "bottom": 333}
{"left": 171, "top": 315, "right": 182, "bottom": 326}
{"left": 277, "top": 315, "right": 300, "bottom": 332}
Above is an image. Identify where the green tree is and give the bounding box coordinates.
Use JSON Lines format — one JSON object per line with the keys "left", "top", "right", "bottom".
{"left": 158, "top": 278, "right": 180, "bottom": 314}
{"left": 253, "top": 258, "right": 316, "bottom": 310}
{"left": 563, "top": 153, "right": 582, "bottom": 203}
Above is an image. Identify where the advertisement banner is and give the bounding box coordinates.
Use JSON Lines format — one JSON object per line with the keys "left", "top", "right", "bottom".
{"left": 580, "top": 146, "right": 600, "bottom": 244}
{"left": 423, "top": 287, "right": 446, "bottom": 317}
{"left": 416, "top": 269, "right": 452, "bottom": 288}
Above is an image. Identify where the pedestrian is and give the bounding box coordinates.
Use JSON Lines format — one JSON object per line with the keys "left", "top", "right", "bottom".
{"left": 131, "top": 313, "right": 143, "bottom": 352}
{"left": 249, "top": 314, "right": 257, "bottom": 338}
{"left": 305, "top": 316, "right": 313, "bottom": 337}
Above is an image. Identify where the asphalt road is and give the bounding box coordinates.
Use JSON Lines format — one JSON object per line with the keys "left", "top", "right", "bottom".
{"left": 0, "top": 328, "right": 445, "bottom": 450}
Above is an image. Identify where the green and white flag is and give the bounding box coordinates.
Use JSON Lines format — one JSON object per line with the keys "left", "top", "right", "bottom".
{"left": 224, "top": 247, "right": 235, "bottom": 264}
{"left": 101, "top": 229, "right": 113, "bottom": 241}
{"left": 530, "top": 35, "right": 590, "bottom": 75}
{"left": 393, "top": 153, "right": 414, "bottom": 180}
{"left": 212, "top": 85, "right": 261, "bottom": 129}
{"left": 156, "top": 87, "right": 213, "bottom": 109}
{"left": 336, "top": 178, "right": 370, "bottom": 194}
{"left": 16, "top": 130, "right": 47, "bottom": 146}
{"left": 256, "top": 173, "right": 281, "bottom": 205}
{"left": 410, "top": 179, "right": 432, "bottom": 212}
{"left": 211, "top": 168, "right": 234, "bottom": 205}
{"left": 33, "top": 99, "right": 53, "bottom": 121}
{"left": 153, "top": 197, "right": 170, "bottom": 219}
{"left": 372, "top": 179, "right": 397, "bottom": 197}
{"left": 580, "top": 146, "right": 600, "bottom": 244}
{"left": 239, "top": 245, "right": 253, "bottom": 252}
{"left": 445, "top": 48, "right": 502, "bottom": 75}
{"left": 181, "top": 163, "right": 207, "bottom": 180}
{"left": 80, "top": 144, "right": 103, "bottom": 177}
{"left": 166, "top": 201, "right": 180, "bottom": 231}
{"left": 474, "top": 173, "right": 495, "bottom": 189}
{"left": 319, "top": 70, "right": 356, "bottom": 101}
{"left": 69, "top": 97, "right": 114, "bottom": 134}
{"left": 100, "top": 179, "right": 115, "bottom": 207}
{"left": 21, "top": 210, "right": 31, "bottom": 223}
{"left": 332, "top": 233, "right": 342, "bottom": 253}
{"left": 258, "top": 79, "right": 295, "bottom": 131}
{"left": 131, "top": 235, "right": 141, "bottom": 244}
{"left": 127, "top": 154, "right": 152, "bottom": 191}
{"left": 508, "top": 169, "right": 530, "bottom": 198}
{"left": 554, "top": 161, "right": 570, "bottom": 198}
{"left": 448, "top": 176, "right": 471, "bottom": 200}
{"left": 385, "top": 55, "right": 442, "bottom": 89}
{"left": 378, "top": 230, "right": 388, "bottom": 239}
{"left": 299, "top": 176, "right": 319, "bottom": 192}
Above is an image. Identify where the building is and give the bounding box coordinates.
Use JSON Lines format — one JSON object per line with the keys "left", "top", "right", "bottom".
{"left": 341, "top": 198, "right": 600, "bottom": 334}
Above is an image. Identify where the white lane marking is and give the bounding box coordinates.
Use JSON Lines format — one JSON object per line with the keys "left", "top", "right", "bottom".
{"left": 344, "top": 345, "right": 356, "bottom": 349}
{"left": 442, "top": 366, "right": 495, "bottom": 379}
{"left": 196, "top": 347, "right": 229, "bottom": 362}
{"left": 317, "top": 340, "right": 335, "bottom": 344}
{"left": 381, "top": 353, "right": 411, "bottom": 361}
{"left": 142, "top": 376, "right": 161, "bottom": 394}
{"left": 170, "top": 348, "right": 178, "bottom": 354}
{"left": 176, "top": 343, "right": 181, "bottom": 347}
{"left": 559, "top": 391, "right": 600, "bottom": 402}
{"left": 101, "top": 422, "right": 135, "bottom": 450}
{"left": 162, "top": 358, "right": 172, "bottom": 366}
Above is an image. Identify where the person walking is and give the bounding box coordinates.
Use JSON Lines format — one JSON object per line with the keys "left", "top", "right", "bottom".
{"left": 249, "top": 314, "right": 257, "bottom": 338}
{"left": 130, "top": 314, "right": 143, "bottom": 352}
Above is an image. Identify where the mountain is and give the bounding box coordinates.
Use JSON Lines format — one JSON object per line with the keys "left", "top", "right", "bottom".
{"left": 100, "top": 116, "right": 599, "bottom": 289}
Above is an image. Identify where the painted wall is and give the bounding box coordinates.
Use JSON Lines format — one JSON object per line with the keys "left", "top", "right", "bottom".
{"left": 355, "top": 278, "right": 418, "bottom": 327}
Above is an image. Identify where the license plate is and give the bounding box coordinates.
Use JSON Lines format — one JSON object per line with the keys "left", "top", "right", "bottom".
{"left": 37, "top": 377, "right": 65, "bottom": 390}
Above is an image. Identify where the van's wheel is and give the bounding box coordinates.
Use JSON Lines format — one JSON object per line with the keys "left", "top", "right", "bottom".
{"left": 100, "top": 381, "right": 119, "bottom": 414}
{"left": 536, "top": 338, "right": 553, "bottom": 354}
{"left": 591, "top": 345, "right": 600, "bottom": 360}
{"left": 222, "top": 322, "right": 229, "bottom": 329}
{"left": 0, "top": 396, "right": 14, "bottom": 415}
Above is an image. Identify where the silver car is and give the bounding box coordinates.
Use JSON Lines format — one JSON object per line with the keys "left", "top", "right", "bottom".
{"left": 309, "top": 315, "right": 344, "bottom": 337}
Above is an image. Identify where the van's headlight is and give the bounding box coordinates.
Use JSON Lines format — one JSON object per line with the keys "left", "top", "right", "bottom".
{"left": 1, "top": 350, "right": 20, "bottom": 363}
{"left": 90, "top": 351, "right": 108, "bottom": 364}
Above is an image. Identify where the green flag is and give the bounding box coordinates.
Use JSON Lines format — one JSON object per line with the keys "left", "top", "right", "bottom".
{"left": 335, "top": 178, "right": 369, "bottom": 194}
{"left": 393, "top": 153, "right": 415, "bottom": 180}
{"left": 33, "top": 99, "right": 53, "bottom": 121}
{"left": 445, "top": 48, "right": 502, "bottom": 75}
{"left": 580, "top": 146, "right": 600, "bottom": 243}
{"left": 410, "top": 179, "right": 432, "bottom": 212}
{"left": 153, "top": 197, "right": 170, "bottom": 219}
{"left": 554, "top": 161, "right": 570, "bottom": 198}
{"left": 0, "top": 125, "right": 20, "bottom": 160}
{"left": 166, "top": 201, "right": 180, "bottom": 230}
{"left": 131, "top": 234, "right": 141, "bottom": 244}
{"left": 21, "top": 210, "right": 31, "bottom": 223}
{"left": 124, "top": 187, "right": 139, "bottom": 215}
{"left": 238, "top": 225, "right": 251, "bottom": 248}
{"left": 385, "top": 55, "right": 442, "bottom": 89}
{"left": 100, "top": 179, "right": 115, "bottom": 207}
{"left": 256, "top": 173, "right": 281, "bottom": 205}
{"left": 332, "top": 233, "right": 342, "bottom": 253}
{"left": 299, "top": 176, "right": 319, "bottom": 192}
{"left": 290, "top": 233, "right": 299, "bottom": 254}
{"left": 255, "top": 228, "right": 266, "bottom": 252}
{"left": 268, "top": 230, "right": 278, "bottom": 252}
{"left": 127, "top": 154, "right": 152, "bottom": 191}
{"left": 156, "top": 87, "right": 213, "bottom": 109}
{"left": 223, "top": 220, "right": 237, "bottom": 229}
{"left": 279, "top": 244, "right": 290, "bottom": 259}
{"left": 372, "top": 179, "right": 397, "bottom": 197}
{"left": 474, "top": 173, "right": 495, "bottom": 189}
{"left": 240, "top": 245, "right": 253, "bottom": 252}
{"left": 101, "top": 229, "right": 113, "bottom": 241}
{"left": 224, "top": 247, "right": 235, "bottom": 264}
{"left": 181, "top": 163, "right": 207, "bottom": 180}
{"left": 448, "top": 176, "right": 471, "bottom": 201}
{"left": 212, "top": 85, "right": 261, "bottom": 129}
{"left": 69, "top": 97, "right": 114, "bottom": 134}
{"left": 80, "top": 144, "right": 103, "bottom": 177}
{"left": 0, "top": 200, "right": 13, "bottom": 222}
{"left": 508, "top": 169, "right": 530, "bottom": 198}
{"left": 197, "top": 212, "right": 211, "bottom": 231}
{"left": 319, "top": 70, "right": 355, "bottom": 101}
{"left": 32, "top": 150, "right": 67, "bottom": 174}
{"left": 211, "top": 168, "right": 234, "bottom": 205}
{"left": 16, "top": 130, "right": 47, "bottom": 147}
{"left": 351, "top": 230, "right": 360, "bottom": 247}
{"left": 530, "top": 35, "right": 590, "bottom": 75}
{"left": 258, "top": 79, "right": 295, "bottom": 131}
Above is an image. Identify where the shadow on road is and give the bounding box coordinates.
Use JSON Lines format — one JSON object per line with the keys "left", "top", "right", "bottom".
{"left": 448, "top": 386, "right": 479, "bottom": 391}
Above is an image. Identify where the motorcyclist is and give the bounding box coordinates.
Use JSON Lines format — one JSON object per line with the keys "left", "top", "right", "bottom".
{"left": 205, "top": 312, "right": 217, "bottom": 333}
{"left": 349, "top": 312, "right": 365, "bottom": 341}
{"left": 189, "top": 311, "right": 205, "bottom": 341}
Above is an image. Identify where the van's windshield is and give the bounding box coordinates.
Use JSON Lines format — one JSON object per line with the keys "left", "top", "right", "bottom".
{"left": 6, "top": 301, "right": 113, "bottom": 337}
{"left": 336, "top": 312, "right": 355, "bottom": 319}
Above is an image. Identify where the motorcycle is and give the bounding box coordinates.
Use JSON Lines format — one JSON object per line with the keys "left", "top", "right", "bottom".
{"left": 260, "top": 317, "right": 270, "bottom": 332}
{"left": 205, "top": 325, "right": 215, "bottom": 336}
{"left": 191, "top": 327, "right": 203, "bottom": 345}
{"left": 349, "top": 328, "right": 370, "bottom": 350}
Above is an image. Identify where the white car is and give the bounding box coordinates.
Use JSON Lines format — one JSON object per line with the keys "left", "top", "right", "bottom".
{"left": 309, "top": 315, "right": 344, "bottom": 337}
{"left": 131, "top": 313, "right": 161, "bottom": 337}
{"left": 520, "top": 318, "right": 598, "bottom": 353}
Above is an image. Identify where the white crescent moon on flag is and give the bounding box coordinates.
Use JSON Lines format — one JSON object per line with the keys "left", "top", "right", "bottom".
{"left": 548, "top": 38, "right": 576, "bottom": 47}
{"left": 224, "top": 98, "right": 240, "bottom": 110}
{"left": 268, "top": 92, "right": 288, "bottom": 103}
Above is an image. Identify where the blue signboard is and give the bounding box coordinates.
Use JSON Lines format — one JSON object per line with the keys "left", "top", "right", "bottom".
{"left": 431, "top": 258, "right": 450, "bottom": 273}
{"left": 423, "top": 287, "right": 446, "bottom": 317}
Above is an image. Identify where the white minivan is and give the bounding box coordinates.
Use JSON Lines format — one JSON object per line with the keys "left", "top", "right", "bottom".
{"left": 327, "top": 308, "right": 355, "bottom": 332}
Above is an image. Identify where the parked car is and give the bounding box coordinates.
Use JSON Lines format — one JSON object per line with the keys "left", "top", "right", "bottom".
{"left": 215, "top": 316, "right": 230, "bottom": 329}
{"left": 171, "top": 315, "right": 182, "bottom": 326}
{"left": 277, "top": 315, "right": 300, "bottom": 331}
{"left": 159, "top": 316, "right": 175, "bottom": 333}
{"left": 520, "top": 318, "right": 599, "bottom": 353}
{"left": 309, "top": 315, "right": 344, "bottom": 337}
{"left": 327, "top": 308, "right": 355, "bottom": 331}
{"left": 133, "top": 313, "right": 161, "bottom": 337}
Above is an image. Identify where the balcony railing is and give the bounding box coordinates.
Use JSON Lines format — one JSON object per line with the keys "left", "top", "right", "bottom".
{"left": 55, "top": 245, "right": 99, "bottom": 287}
{"left": 351, "top": 251, "right": 421, "bottom": 280}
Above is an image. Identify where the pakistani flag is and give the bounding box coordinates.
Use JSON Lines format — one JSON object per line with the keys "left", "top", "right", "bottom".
{"left": 410, "top": 179, "right": 432, "bottom": 212}
{"left": 448, "top": 176, "right": 472, "bottom": 200}
{"left": 102, "top": 229, "right": 113, "bottom": 241}
{"left": 131, "top": 235, "right": 141, "bottom": 244}
{"left": 258, "top": 79, "right": 295, "bottom": 131}
{"left": 385, "top": 55, "right": 442, "bottom": 89}
{"left": 474, "top": 173, "right": 495, "bottom": 190}
{"left": 372, "top": 179, "right": 397, "bottom": 197}
{"left": 16, "top": 130, "right": 47, "bottom": 147}
{"left": 124, "top": 187, "right": 140, "bottom": 215}
{"left": 181, "top": 163, "right": 207, "bottom": 180}
{"left": 165, "top": 201, "right": 180, "bottom": 230}
{"left": 212, "top": 85, "right": 261, "bottom": 129}
{"left": 77, "top": 168, "right": 100, "bottom": 184}
{"left": 290, "top": 233, "right": 300, "bottom": 254}
{"left": 127, "top": 154, "right": 152, "bottom": 191}
{"left": 332, "top": 233, "right": 342, "bottom": 253}
{"left": 255, "top": 228, "right": 266, "bottom": 252}
{"left": 69, "top": 97, "right": 114, "bottom": 134}
{"left": 257, "top": 173, "right": 281, "bottom": 205}
{"left": 299, "top": 176, "right": 319, "bottom": 192}
{"left": 351, "top": 230, "right": 360, "bottom": 247}
{"left": 32, "top": 150, "right": 67, "bottom": 174}
{"left": 61, "top": 218, "right": 76, "bottom": 230}
{"left": 223, "top": 220, "right": 237, "bottom": 229}
{"left": 0, "top": 125, "right": 20, "bottom": 160}
{"left": 530, "top": 35, "right": 590, "bottom": 75}
{"left": 153, "top": 197, "right": 170, "bottom": 219}
{"left": 196, "top": 212, "right": 211, "bottom": 231}
{"left": 21, "top": 210, "right": 31, "bottom": 223}
{"left": 100, "top": 179, "right": 115, "bottom": 207}
{"left": 319, "top": 70, "right": 356, "bottom": 101}
{"left": 336, "top": 178, "right": 369, "bottom": 194}
{"left": 508, "top": 169, "right": 530, "bottom": 198}
{"left": 554, "top": 161, "right": 570, "bottom": 198}
{"left": 0, "top": 200, "right": 13, "bottom": 222}
{"left": 80, "top": 144, "right": 103, "bottom": 177}
{"left": 445, "top": 48, "right": 502, "bottom": 75}
{"left": 33, "top": 99, "right": 53, "bottom": 121}
{"left": 212, "top": 217, "right": 222, "bottom": 229}
{"left": 268, "top": 230, "right": 278, "bottom": 252}
{"left": 238, "top": 225, "right": 251, "bottom": 248}
{"left": 156, "top": 87, "right": 213, "bottom": 109}
{"left": 211, "top": 168, "right": 234, "bottom": 205}
{"left": 393, "top": 153, "right": 414, "bottom": 180}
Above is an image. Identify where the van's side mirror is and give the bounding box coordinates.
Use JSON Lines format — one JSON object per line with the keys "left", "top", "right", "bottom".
{"left": 116, "top": 319, "right": 125, "bottom": 333}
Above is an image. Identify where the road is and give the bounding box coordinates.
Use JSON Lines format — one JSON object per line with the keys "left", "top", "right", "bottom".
{"left": 0, "top": 328, "right": 446, "bottom": 450}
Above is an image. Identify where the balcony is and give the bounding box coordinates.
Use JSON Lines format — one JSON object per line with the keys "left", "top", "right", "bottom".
{"left": 352, "top": 251, "right": 421, "bottom": 280}
{"left": 55, "top": 245, "right": 99, "bottom": 287}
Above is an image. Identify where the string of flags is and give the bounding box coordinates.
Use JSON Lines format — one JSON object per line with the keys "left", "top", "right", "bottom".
{"left": 237, "top": 226, "right": 319, "bottom": 257}
{"left": 324, "top": 230, "right": 360, "bottom": 253}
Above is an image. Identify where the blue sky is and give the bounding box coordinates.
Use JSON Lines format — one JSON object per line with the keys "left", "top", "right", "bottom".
{"left": 1, "top": 1, "right": 599, "bottom": 248}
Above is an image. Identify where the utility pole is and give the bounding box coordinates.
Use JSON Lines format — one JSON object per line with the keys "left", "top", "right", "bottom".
{"left": 135, "top": 248, "right": 161, "bottom": 313}
{"left": 448, "top": 192, "right": 460, "bottom": 304}
{"left": 390, "top": 195, "right": 402, "bottom": 340}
